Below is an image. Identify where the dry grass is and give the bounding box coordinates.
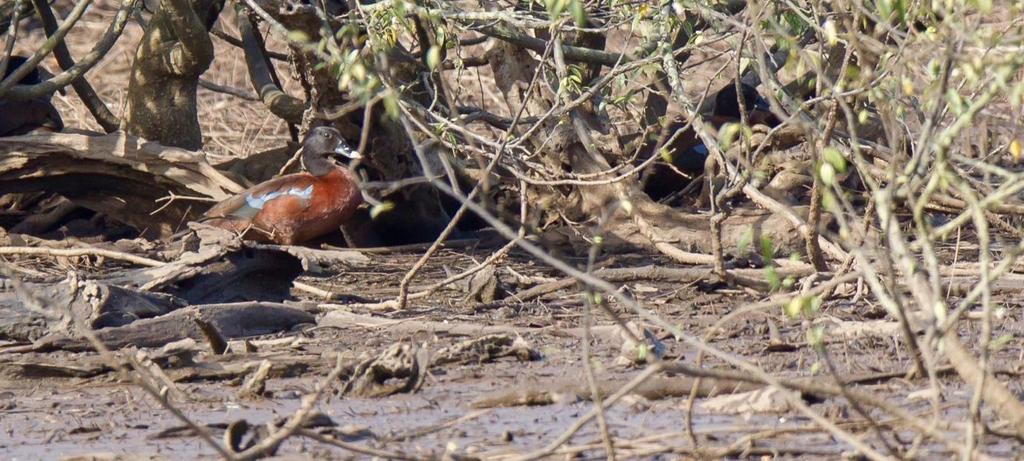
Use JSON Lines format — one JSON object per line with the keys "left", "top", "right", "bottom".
{"left": 14, "top": 1, "right": 748, "bottom": 164}
{"left": 12, "top": 0, "right": 302, "bottom": 162}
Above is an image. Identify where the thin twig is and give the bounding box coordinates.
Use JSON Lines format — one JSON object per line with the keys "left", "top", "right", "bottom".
{"left": 0, "top": 246, "right": 165, "bottom": 267}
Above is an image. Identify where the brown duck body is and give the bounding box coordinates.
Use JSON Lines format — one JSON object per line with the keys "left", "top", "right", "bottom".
{"left": 204, "top": 167, "right": 362, "bottom": 245}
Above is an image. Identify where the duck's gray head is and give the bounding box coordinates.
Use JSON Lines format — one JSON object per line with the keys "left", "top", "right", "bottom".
{"left": 302, "top": 126, "right": 361, "bottom": 176}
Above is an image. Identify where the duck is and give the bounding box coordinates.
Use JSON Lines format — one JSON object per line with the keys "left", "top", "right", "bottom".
{"left": 203, "top": 126, "right": 363, "bottom": 245}
{"left": 641, "top": 82, "right": 779, "bottom": 202}
{"left": 0, "top": 55, "right": 64, "bottom": 137}
{"left": 711, "top": 82, "right": 779, "bottom": 128}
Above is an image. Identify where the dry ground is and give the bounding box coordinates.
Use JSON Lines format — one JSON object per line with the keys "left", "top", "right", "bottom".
{"left": 2, "top": 244, "right": 1024, "bottom": 459}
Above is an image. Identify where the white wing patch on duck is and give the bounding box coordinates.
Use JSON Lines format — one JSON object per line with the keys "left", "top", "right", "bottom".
{"left": 245, "top": 185, "right": 314, "bottom": 210}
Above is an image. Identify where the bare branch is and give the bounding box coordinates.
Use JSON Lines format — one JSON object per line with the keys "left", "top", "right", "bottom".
{"left": 29, "top": 0, "right": 120, "bottom": 131}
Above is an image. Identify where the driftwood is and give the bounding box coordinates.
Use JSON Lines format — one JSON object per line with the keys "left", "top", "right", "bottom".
{"left": 31, "top": 302, "right": 315, "bottom": 351}
{"left": 142, "top": 244, "right": 304, "bottom": 304}
{"left": 0, "top": 348, "right": 329, "bottom": 382}
{"left": 0, "top": 355, "right": 112, "bottom": 380}
{"left": 252, "top": 243, "right": 370, "bottom": 272}
{"left": 319, "top": 310, "right": 634, "bottom": 344}
{"left": 512, "top": 264, "right": 815, "bottom": 301}
{"left": 471, "top": 376, "right": 761, "bottom": 409}
{"left": 0, "top": 229, "right": 305, "bottom": 345}
{"left": 0, "top": 132, "right": 242, "bottom": 238}
{"left": 107, "top": 226, "right": 305, "bottom": 302}
{"left": 342, "top": 343, "right": 429, "bottom": 398}
{"left": 319, "top": 310, "right": 532, "bottom": 337}
{"left": 433, "top": 334, "right": 539, "bottom": 366}
{"left": 0, "top": 278, "right": 185, "bottom": 342}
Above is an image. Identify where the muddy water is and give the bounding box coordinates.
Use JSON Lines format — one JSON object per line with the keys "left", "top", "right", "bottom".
{"left": 4, "top": 248, "right": 1024, "bottom": 459}
{"left": 1, "top": 369, "right": 816, "bottom": 460}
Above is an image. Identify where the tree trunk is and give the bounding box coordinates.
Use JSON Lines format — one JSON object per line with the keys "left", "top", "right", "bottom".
{"left": 125, "top": 0, "right": 223, "bottom": 150}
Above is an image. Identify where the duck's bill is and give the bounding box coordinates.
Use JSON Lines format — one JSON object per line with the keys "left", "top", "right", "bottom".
{"left": 335, "top": 143, "right": 362, "bottom": 160}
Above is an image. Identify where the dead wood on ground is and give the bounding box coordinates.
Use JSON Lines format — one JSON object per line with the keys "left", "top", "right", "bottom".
{"left": 0, "top": 132, "right": 242, "bottom": 238}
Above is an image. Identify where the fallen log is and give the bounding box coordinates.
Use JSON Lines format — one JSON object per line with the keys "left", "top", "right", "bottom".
{"left": 30, "top": 302, "right": 316, "bottom": 351}
{"left": 0, "top": 229, "right": 305, "bottom": 344}
{"left": 0, "top": 131, "right": 243, "bottom": 238}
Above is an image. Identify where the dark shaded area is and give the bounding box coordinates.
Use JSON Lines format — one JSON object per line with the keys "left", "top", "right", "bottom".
{"left": 713, "top": 82, "right": 780, "bottom": 126}
{"left": 157, "top": 246, "right": 303, "bottom": 304}
{"left": 641, "top": 82, "right": 780, "bottom": 202}
{"left": 0, "top": 172, "right": 198, "bottom": 240}
{"left": 0, "top": 55, "right": 63, "bottom": 137}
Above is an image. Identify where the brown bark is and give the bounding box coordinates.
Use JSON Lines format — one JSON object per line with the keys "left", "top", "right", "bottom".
{"left": 30, "top": 0, "right": 120, "bottom": 132}
{"left": 125, "top": 0, "right": 223, "bottom": 150}
{"left": 235, "top": 5, "right": 305, "bottom": 125}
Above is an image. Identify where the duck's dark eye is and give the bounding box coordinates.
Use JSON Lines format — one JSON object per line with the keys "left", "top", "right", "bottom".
{"left": 321, "top": 131, "right": 330, "bottom": 138}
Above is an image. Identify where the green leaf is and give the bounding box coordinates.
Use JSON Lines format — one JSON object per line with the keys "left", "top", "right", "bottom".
{"left": 876, "top": 0, "right": 907, "bottom": 25}
{"left": 737, "top": 227, "right": 754, "bottom": 254}
{"left": 823, "top": 20, "right": 838, "bottom": 46}
{"left": 370, "top": 201, "right": 395, "bottom": 219}
{"left": 823, "top": 191, "right": 838, "bottom": 218}
{"left": 287, "top": 30, "right": 310, "bottom": 43}
{"left": 759, "top": 235, "right": 775, "bottom": 261}
{"left": 635, "top": 343, "right": 648, "bottom": 361}
{"left": 382, "top": 93, "right": 400, "bottom": 120}
{"left": 780, "top": 10, "right": 810, "bottom": 36}
{"left": 719, "top": 123, "right": 741, "bottom": 150}
{"left": 820, "top": 162, "right": 836, "bottom": 186}
{"left": 782, "top": 275, "right": 796, "bottom": 289}
{"left": 806, "top": 326, "right": 825, "bottom": 349}
{"left": 990, "top": 334, "right": 1013, "bottom": 351}
{"left": 571, "top": 0, "right": 586, "bottom": 26}
{"left": 426, "top": 45, "right": 442, "bottom": 70}
{"left": 946, "top": 89, "right": 965, "bottom": 115}
{"left": 785, "top": 295, "right": 808, "bottom": 318}
{"left": 435, "top": 26, "right": 447, "bottom": 47}
{"left": 765, "top": 266, "right": 781, "bottom": 291}
{"left": 351, "top": 62, "right": 366, "bottom": 81}
{"left": 822, "top": 146, "right": 847, "bottom": 173}
{"left": 546, "top": 0, "right": 567, "bottom": 18}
